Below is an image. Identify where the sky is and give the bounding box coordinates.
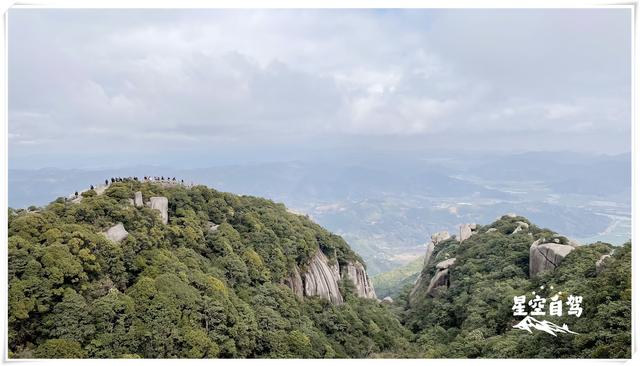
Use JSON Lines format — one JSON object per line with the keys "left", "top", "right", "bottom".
{"left": 8, "top": 9, "right": 632, "bottom": 169}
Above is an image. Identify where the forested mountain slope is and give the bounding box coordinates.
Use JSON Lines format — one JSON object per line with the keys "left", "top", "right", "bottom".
{"left": 7, "top": 181, "right": 631, "bottom": 359}
{"left": 400, "top": 215, "right": 631, "bottom": 358}
{"left": 8, "top": 180, "right": 410, "bottom": 358}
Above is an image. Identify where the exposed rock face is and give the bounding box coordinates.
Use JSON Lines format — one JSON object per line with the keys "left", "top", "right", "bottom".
{"left": 511, "top": 221, "right": 529, "bottom": 235}
{"left": 342, "top": 261, "right": 377, "bottom": 299}
{"left": 284, "top": 265, "right": 304, "bottom": 299}
{"left": 207, "top": 221, "right": 220, "bottom": 232}
{"left": 134, "top": 191, "right": 144, "bottom": 207}
{"left": 431, "top": 231, "right": 451, "bottom": 245}
{"left": 411, "top": 233, "right": 445, "bottom": 298}
{"left": 103, "top": 223, "right": 128, "bottom": 243}
{"left": 596, "top": 249, "right": 615, "bottom": 273}
{"left": 426, "top": 268, "right": 451, "bottom": 297}
{"left": 425, "top": 258, "right": 456, "bottom": 296}
{"left": 382, "top": 296, "right": 394, "bottom": 304}
{"left": 459, "top": 223, "right": 478, "bottom": 242}
{"left": 149, "top": 197, "right": 169, "bottom": 224}
{"left": 487, "top": 228, "right": 498, "bottom": 233}
{"left": 283, "top": 250, "right": 377, "bottom": 304}
{"left": 413, "top": 257, "right": 456, "bottom": 299}
{"left": 303, "top": 250, "right": 343, "bottom": 305}
{"left": 435, "top": 258, "right": 456, "bottom": 269}
{"left": 423, "top": 242, "right": 435, "bottom": 267}
{"left": 426, "top": 269, "right": 449, "bottom": 295}
{"left": 529, "top": 240, "right": 575, "bottom": 277}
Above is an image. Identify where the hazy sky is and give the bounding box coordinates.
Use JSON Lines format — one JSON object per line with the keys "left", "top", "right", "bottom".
{"left": 9, "top": 9, "right": 631, "bottom": 168}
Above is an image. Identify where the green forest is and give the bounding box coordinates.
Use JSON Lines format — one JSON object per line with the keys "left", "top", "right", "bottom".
{"left": 402, "top": 217, "right": 631, "bottom": 358}
{"left": 8, "top": 181, "right": 631, "bottom": 358}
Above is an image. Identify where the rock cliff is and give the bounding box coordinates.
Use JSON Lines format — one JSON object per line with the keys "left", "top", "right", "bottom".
{"left": 302, "top": 250, "right": 344, "bottom": 305}
{"left": 284, "top": 249, "right": 377, "bottom": 304}
{"left": 424, "top": 258, "right": 456, "bottom": 297}
{"left": 409, "top": 231, "right": 453, "bottom": 299}
{"left": 284, "top": 265, "right": 304, "bottom": 299}
{"left": 342, "top": 261, "right": 377, "bottom": 299}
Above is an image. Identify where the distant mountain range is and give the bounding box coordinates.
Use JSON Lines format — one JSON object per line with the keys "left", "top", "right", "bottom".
{"left": 9, "top": 151, "right": 631, "bottom": 274}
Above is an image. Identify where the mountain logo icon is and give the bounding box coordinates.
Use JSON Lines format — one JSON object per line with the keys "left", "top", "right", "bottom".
{"left": 513, "top": 316, "right": 578, "bottom": 336}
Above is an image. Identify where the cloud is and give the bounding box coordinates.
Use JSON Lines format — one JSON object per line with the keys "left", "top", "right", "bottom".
{"left": 8, "top": 8, "right": 631, "bottom": 167}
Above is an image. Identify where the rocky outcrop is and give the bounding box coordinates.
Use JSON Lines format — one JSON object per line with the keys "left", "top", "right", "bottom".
{"left": 423, "top": 242, "right": 435, "bottom": 267}
{"left": 134, "top": 191, "right": 144, "bottom": 207}
{"left": 410, "top": 231, "right": 453, "bottom": 299}
{"left": 426, "top": 258, "right": 457, "bottom": 297}
{"left": 149, "top": 197, "right": 169, "bottom": 224}
{"left": 341, "top": 261, "right": 376, "bottom": 299}
{"left": 283, "top": 250, "right": 377, "bottom": 304}
{"left": 302, "top": 250, "right": 343, "bottom": 305}
{"left": 103, "top": 223, "right": 128, "bottom": 243}
{"left": 487, "top": 228, "right": 498, "bottom": 233}
{"left": 596, "top": 249, "right": 615, "bottom": 274}
{"left": 284, "top": 265, "right": 304, "bottom": 299}
{"left": 207, "top": 222, "right": 219, "bottom": 232}
{"left": 435, "top": 258, "right": 456, "bottom": 269}
{"left": 529, "top": 239, "right": 575, "bottom": 277}
{"left": 431, "top": 231, "right": 451, "bottom": 245}
{"left": 382, "top": 296, "right": 393, "bottom": 304}
{"left": 511, "top": 221, "right": 529, "bottom": 235}
{"left": 459, "top": 223, "right": 478, "bottom": 242}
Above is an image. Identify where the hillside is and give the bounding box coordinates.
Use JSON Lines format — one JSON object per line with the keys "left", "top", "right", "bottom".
{"left": 400, "top": 215, "right": 631, "bottom": 358}
{"left": 7, "top": 180, "right": 631, "bottom": 359}
{"left": 372, "top": 255, "right": 423, "bottom": 299}
{"left": 9, "top": 152, "right": 631, "bottom": 276}
{"left": 8, "top": 180, "right": 411, "bottom": 358}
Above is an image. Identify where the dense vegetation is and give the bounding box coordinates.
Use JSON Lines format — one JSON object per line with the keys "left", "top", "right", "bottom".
{"left": 7, "top": 183, "right": 631, "bottom": 359}
{"left": 400, "top": 216, "right": 631, "bottom": 358}
{"left": 8, "top": 182, "right": 411, "bottom": 358}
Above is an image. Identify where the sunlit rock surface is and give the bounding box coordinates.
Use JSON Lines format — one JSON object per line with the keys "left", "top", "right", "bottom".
{"left": 529, "top": 239, "right": 575, "bottom": 277}
{"left": 342, "top": 261, "right": 377, "bottom": 299}
{"left": 103, "top": 222, "right": 128, "bottom": 243}
{"left": 303, "top": 250, "right": 343, "bottom": 305}
{"left": 149, "top": 196, "right": 168, "bottom": 224}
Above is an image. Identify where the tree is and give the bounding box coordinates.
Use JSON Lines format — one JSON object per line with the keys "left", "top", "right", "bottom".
{"left": 35, "top": 339, "right": 86, "bottom": 358}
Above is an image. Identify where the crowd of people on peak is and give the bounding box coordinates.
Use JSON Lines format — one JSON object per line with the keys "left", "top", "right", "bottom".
{"left": 72, "top": 176, "right": 186, "bottom": 198}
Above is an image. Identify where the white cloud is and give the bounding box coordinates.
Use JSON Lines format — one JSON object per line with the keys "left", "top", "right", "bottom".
{"left": 8, "top": 8, "right": 631, "bottom": 166}
{"left": 544, "top": 104, "right": 582, "bottom": 120}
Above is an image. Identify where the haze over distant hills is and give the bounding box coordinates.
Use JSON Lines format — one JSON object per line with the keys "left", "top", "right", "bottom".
{"left": 8, "top": 9, "right": 631, "bottom": 277}
{"left": 9, "top": 151, "right": 630, "bottom": 274}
